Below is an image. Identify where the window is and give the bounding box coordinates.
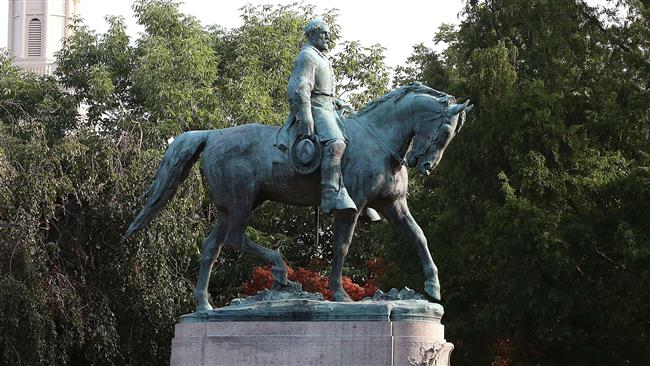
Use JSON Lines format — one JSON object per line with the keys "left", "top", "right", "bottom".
{"left": 28, "top": 18, "right": 42, "bottom": 57}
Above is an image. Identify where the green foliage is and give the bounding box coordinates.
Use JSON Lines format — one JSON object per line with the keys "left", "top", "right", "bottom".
{"left": 211, "top": 4, "right": 311, "bottom": 126}
{"left": 56, "top": 17, "right": 134, "bottom": 131}
{"left": 385, "top": 0, "right": 650, "bottom": 364}
{"left": 132, "top": 0, "right": 220, "bottom": 136}
{"left": 393, "top": 43, "right": 450, "bottom": 91}
{"left": 57, "top": 4, "right": 220, "bottom": 143}
{"left": 0, "top": 50, "right": 77, "bottom": 141}
{"left": 0, "top": 80, "right": 201, "bottom": 364}
{"left": 1, "top": 1, "right": 391, "bottom": 365}
{"left": 331, "top": 41, "right": 390, "bottom": 108}
{"left": 9, "top": 0, "right": 648, "bottom": 364}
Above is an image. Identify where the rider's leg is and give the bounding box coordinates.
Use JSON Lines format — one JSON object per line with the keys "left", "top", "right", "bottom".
{"left": 320, "top": 138, "right": 357, "bottom": 214}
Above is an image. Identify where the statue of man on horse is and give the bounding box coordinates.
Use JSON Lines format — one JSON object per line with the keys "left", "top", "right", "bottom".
{"left": 286, "top": 18, "right": 356, "bottom": 214}
{"left": 125, "top": 17, "right": 473, "bottom": 311}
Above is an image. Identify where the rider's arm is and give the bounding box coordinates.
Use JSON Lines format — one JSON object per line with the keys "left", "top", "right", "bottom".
{"left": 288, "top": 53, "right": 317, "bottom": 136}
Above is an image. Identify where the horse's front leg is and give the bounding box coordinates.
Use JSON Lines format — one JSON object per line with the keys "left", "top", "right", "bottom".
{"left": 329, "top": 209, "right": 360, "bottom": 302}
{"left": 378, "top": 198, "right": 441, "bottom": 301}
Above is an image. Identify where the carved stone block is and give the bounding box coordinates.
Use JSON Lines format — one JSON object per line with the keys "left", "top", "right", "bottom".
{"left": 171, "top": 319, "right": 452, "bottom": 365}
{"left": 171, "top": 288, "right": 453, "bottom": 365}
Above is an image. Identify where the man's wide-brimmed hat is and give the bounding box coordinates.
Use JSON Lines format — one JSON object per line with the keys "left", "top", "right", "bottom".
{"left": 290, "top": 135, "right": 322, "bottom": 175}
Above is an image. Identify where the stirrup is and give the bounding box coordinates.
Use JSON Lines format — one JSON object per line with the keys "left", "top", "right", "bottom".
{"left": 320, "top": 187, "right": 357, "bottom": 214}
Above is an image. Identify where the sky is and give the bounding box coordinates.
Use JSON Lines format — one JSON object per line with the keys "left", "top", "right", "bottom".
{"left": 0, "top": 0, "right": 466, "bottom": 68}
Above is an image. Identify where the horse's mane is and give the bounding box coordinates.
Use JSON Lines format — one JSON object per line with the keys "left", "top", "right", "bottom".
{"left": 352, "top": 82, "right": 454, "bottom": 118}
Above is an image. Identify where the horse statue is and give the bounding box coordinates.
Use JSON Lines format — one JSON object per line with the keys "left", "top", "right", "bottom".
{"left": 124, "top": 83, "right": 471, "bottom": 312}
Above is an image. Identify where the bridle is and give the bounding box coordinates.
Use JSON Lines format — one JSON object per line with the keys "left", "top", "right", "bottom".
{"left": 407, "top": 113, "right": 449, "bottom": 166}
{"left": 350, "top": 97, "right": 461, "bottom": 167}
{"left": 354, "top": 117, "right": 408, "bottom": 166}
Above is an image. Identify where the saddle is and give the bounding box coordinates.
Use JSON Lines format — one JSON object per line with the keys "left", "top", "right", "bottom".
{"left": 272, "top": 111, "right": 382, "bottom": 222}
{"left": 273, "top": 112, "right": 322, "bottom": 175}
{"left": 273, "top": 112, "right": 296, "bottom": 152}
{"left": 274, "top": 108, "right": 352, "bottom": 175}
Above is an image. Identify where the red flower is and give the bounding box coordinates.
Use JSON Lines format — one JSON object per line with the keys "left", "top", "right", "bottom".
{"left": 239, "top": 260, "right": 385, "bottom": 301}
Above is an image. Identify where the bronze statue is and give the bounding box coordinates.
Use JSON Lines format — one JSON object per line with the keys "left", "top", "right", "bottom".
{"left": 286, "top": 19, "right": 356, "bottom": 213}
{"left": 124, "top": 20, "right": 472, "bottom": 312}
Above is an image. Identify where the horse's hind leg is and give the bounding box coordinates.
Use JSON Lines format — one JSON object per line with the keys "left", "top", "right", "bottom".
{"left": 243, "top": 236, "right": 288, "bottom": 287}
{"left": 224, "top": 207, "right": 289, "bottom": 288}
{"left": 194, "top": 213, "right": 227, "bottom": 312}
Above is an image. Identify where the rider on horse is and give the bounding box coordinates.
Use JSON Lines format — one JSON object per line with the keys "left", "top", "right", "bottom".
{"left": 287, "top": 18, "right": 357, "bottom": 214}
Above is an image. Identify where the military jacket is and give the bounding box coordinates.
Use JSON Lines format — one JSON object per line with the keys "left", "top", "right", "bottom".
{"left": 287, "top": 45, "right": 344, "bottom": 141}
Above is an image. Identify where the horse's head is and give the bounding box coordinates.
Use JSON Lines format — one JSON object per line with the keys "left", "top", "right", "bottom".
{"left": 405, "top": 97, "right": 472, "bottom": 176}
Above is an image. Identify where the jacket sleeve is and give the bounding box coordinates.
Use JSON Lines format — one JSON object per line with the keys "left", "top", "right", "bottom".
{"left": 287, "top": 52, "right": 316, "bottom": 123}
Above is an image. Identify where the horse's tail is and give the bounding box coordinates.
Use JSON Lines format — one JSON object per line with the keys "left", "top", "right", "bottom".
{"left": 124, "top": 131, "right": 209, "bottom": 239}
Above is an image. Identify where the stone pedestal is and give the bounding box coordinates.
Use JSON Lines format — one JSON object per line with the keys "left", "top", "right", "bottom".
{"left": 171, "top": 319, "right": 452, "bottom": 366}
{"left": 170, "top": 287, "right": 453, "bottom": 365}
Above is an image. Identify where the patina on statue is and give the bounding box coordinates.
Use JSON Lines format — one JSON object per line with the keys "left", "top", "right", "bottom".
{"left": 285, "top": 18, "right": 356, "bottom": 214}
{"left": 124, "top": 19, "right": 471, "bottom": 312}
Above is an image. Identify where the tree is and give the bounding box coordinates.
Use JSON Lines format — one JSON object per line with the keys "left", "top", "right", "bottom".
{"left": 0, "top": 50, "right": 77, "bottom": 141}
{"left": 387, "top": 0, "right": 650, "bottom": 364}
{"left": 332, "top": 40, "right": 390, "bottom": 108}
{"left": 393, "top": 43, "right": 450, "bottom": 91}
{"left": 1, "top": 1, "right": 393, "bottom": 364}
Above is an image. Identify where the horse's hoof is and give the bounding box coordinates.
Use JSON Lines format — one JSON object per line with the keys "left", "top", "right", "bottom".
{"left": 195, "top": 303, "right": 213, "bottom": 312}
{"left": 424, "top": 280, "right": 441, "bottom": 302}
{"left": 332, "top": 290, "right": 353, "bottom": 302}
{"left": 271, "top": 266, "right": 288, "bottom": 286}
{"left": 271, "top": 281, "right": 288, "bottom": 290}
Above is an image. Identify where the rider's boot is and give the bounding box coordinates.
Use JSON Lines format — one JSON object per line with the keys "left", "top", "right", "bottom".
{"left": 320, "top": 139, "right": 357, "bottom": 214}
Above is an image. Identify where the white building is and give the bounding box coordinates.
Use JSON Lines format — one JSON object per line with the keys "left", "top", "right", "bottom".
{"left": 7, "top": 0, "right": 79, "bottom": 76}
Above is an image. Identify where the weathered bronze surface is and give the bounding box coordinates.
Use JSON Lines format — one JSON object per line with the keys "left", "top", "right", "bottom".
{"left": 125, "top": 19, "right": 472, "bottom": 313}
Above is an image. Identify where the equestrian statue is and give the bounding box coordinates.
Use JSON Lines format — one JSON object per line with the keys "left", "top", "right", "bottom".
{"left": 124, "top": 19, "right": 472, "bottom": 312}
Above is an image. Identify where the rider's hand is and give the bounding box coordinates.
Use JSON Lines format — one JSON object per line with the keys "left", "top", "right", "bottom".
{"left": 300, "top": 120, "right": 315, "bottom": 139}
{"left": 335, "top": 99, "right": 354, "bottom": 113}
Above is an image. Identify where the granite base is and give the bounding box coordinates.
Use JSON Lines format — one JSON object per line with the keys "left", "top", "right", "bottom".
{"left": 170, "top": 319, "right": 453, "bottom": 366}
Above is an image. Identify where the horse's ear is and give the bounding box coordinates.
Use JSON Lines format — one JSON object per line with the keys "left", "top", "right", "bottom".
{"left": 455, "top": 100, "right": 472, "bottom": 133}
{"left": 446, "top": 100, "right": 470, "bottom": 116}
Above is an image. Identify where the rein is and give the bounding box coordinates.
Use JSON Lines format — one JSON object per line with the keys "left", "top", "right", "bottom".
{"left": 347, "top": 91, "right": 454, "bottom": 167}
{"left": 411, "top": 115, "right": 446, "bottom": 160}
{"left": 352, "top": 117, "right": 407, "bottom": 166}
